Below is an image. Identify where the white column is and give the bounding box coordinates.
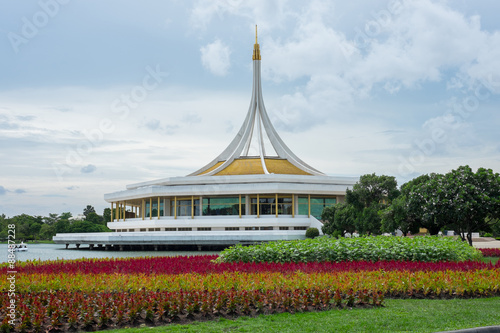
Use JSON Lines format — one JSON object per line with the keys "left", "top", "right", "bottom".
{"left": 245, "top": 195, "right": 250, "bottom": 215}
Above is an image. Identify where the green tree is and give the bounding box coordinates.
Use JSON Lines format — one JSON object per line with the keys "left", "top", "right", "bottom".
{"left": 346, "top": 173, "right": 399, "bottom": 209}
{"left": 102, "top": 208, "right": 112, "bottom": 223}
{"left": 355, "top": 204, "right": 382, "bottom": 235}
{"left": 43, "top": 213, "right": 59, "bottom": 226}
{"left": 39, "top": 224, "right": 56, "bottom": 240}
{"left": 86, "top": 212, "right": 103, "bottom": 225}
{"left": 55, "top": 219, "right": 70, "bottom": 233}
{"left": 83, "top": 205, "right": 96, "bottom": 218}
{"left": 440, "top": 166, "right": 500, "bottom": 245}
{"left": 380, "top": 174, "right": 432, "bottom": 236}
{"left": 0, "top": 214, "right": 8, "bottom": 240}
{"left": 68, "top": 221, "right": 109, "bottom": 233}
{"left": 405, "top": 173, "right": 450, "bottom": 235}
{"left": 321, "top": 203, "right": 357, "bottom": 237}
{"left": 54, "top": 212, "right": 72, "bottom": 234}
{"left": 60, "top": 212, "right": 72, "bottom": 220}
{"left": 344, "top": 173, "right": 399, "bottom": 235}
{"left": 9, "top": 214, "right": 37, "bottom": 240}
{"left": 379, "top": 196, "right": 419, "bottom": 236}
{"left": 489, "top": 218, "right": 500, "bottom": 237}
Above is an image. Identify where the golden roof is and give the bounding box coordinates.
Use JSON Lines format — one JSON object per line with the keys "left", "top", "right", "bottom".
{"left": 198, "top": 158, "right": 311, "bottom": 176}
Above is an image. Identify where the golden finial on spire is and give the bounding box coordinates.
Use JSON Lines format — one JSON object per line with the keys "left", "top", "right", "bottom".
{"left": 252, "top": 24, "right": 261, "bottom": 60}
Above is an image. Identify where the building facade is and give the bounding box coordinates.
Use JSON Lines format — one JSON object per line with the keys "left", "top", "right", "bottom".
{"left": 53, "top": 28, "right": 357, "bottom": 248}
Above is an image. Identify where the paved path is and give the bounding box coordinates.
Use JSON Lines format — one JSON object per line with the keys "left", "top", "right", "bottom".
{"left": 473, "top": 238, "right": 500, "bottom": 249}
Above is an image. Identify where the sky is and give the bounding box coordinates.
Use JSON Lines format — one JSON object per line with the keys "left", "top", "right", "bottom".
{"left": 1, "top": 0, "right": 500, "bottom": 218}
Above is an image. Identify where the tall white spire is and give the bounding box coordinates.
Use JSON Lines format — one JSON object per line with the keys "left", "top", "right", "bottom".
{"left": 189, "top": 26, "right": 325, "bottom": 176}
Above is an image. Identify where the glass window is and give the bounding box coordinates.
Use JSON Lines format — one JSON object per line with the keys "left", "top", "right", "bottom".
{"left": 250, "top": 196, "right": 293, "bottom": 215}
{"left": 170, "top": 199, "right": 200, "bottom": 217}
{"left": 298, "top": 196, "right": 309, "bottom": 215}
{"left": 277, "top": 197, "right": 293, "bottom": 215}
{"left": 145, "top": 200, "right": 164, "bottom": 218}
{"left": 297, "top": 196, "right": 337, "bottom": 218}
{"left": 250, "top": 197, "right": 274, "bottom": 215}
{"left": 202, "top": 197, "right": 244, "bottom": 216}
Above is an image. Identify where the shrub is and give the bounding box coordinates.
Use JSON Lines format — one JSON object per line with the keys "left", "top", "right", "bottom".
{"left": 217, "top": 236, "right": 483, "bottom": 263}
{"left": 305, "top": 227, "right": 319, "bottom": 239}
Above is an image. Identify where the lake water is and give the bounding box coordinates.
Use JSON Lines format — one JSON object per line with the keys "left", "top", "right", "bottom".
{"left": 1, "top": 243, "right": 219, "bottom": 263}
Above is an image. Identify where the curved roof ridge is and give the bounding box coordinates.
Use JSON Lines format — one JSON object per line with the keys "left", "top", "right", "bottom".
{"left": 188, "top": 27, "right": 324, "bottom": 177}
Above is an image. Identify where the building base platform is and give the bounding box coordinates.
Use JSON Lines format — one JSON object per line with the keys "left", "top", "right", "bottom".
{"left": 53, "top": 230, "right": 312, "bottom": 250}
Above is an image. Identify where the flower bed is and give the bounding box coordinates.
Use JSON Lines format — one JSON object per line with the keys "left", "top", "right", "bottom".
{"left": 1, "top": 252, "right": 499, "bottom": 332}
{"left": 479, "top": 248, "right": 500, "bottom": 257}
{"left": 2, "top": 289, "right": 383, "bottom": 331}
{"left": 2, "top": 255, "right": 495, "bottom": 275}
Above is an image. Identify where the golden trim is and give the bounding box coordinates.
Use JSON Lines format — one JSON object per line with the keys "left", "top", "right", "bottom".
{"left": 308, "top": 194, "right": 311, "bottom": 218}
{"left": 292, "top": 195, "right": 295, "bottom": 218}
{"left": 149, "top": 197, "right": 152, "bottom": 220}
{"left": 252, "top": 25, "right": 261, "bottom": 60}
{"left": 110, "top": 203, "right": 113, "bottom": 222}
{"left": 239, "top": 194, "right": 242, "bottom": 218}
{"left": 141, "top": 199, "right": 144, "bottom": 220}
{"left": 191, "top": 195, "right": 194, "bottom": 219}
{"left": 174, "top": 196, "right": 177, "bottom": 219}
{"left": 176, "top": 196, "right": 195, "bottom": 201}
{"left": 123, "top": 201, "right": 126, "bottom": 221}
{"left": 257, "top": 194, "right": 260, "bottom": 218}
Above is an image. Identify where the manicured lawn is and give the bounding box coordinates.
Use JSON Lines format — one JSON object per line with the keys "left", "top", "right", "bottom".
{"left": 102, "top": 298, "right": 500, "bottom": 333}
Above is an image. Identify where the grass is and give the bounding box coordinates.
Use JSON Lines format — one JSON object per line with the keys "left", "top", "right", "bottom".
{"left": 100, "top": 298, "right": 500, "bottom": 333}
{"left": 481, "top": 257, "right": 499, "bottom": 265}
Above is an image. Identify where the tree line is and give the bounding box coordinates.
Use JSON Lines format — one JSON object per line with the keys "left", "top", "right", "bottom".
{"left": 2, "top": 165, "right": 499, "bottom": 244}
{"left": 321, "top": 165, "right": 500, "bottom": 245}
{"left": 0, "top": 205, "right": 111, "bottom": 241}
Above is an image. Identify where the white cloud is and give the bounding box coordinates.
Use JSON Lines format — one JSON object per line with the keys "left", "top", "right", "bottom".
{"left": 200, "top": 39, "right": 232, "bottom": 76}
{"left": 190, "top": 0, "right": 291, "bottom": 32}
{"left": 2, "top": 1, "right": 500, "bottom": 217}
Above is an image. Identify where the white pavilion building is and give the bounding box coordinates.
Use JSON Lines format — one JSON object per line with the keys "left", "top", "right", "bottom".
{"left": 53, "top": 28, "right": 357, "bottom": 249}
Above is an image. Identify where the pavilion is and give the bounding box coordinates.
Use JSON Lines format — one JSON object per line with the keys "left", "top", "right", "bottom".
{"left": 53, "top": 27, "right": 357, "bottom": 249}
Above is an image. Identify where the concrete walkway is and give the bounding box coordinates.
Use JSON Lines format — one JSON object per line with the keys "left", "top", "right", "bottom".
{"left": 472, "top": 237, "right": 500, "bottom": 249}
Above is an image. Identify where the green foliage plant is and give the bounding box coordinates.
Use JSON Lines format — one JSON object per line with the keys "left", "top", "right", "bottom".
{"left": 217, "top": 236, "right": 482, "bottom": 263}
{"left": 305, "top": 227, "right": 319, "bottom": 239}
